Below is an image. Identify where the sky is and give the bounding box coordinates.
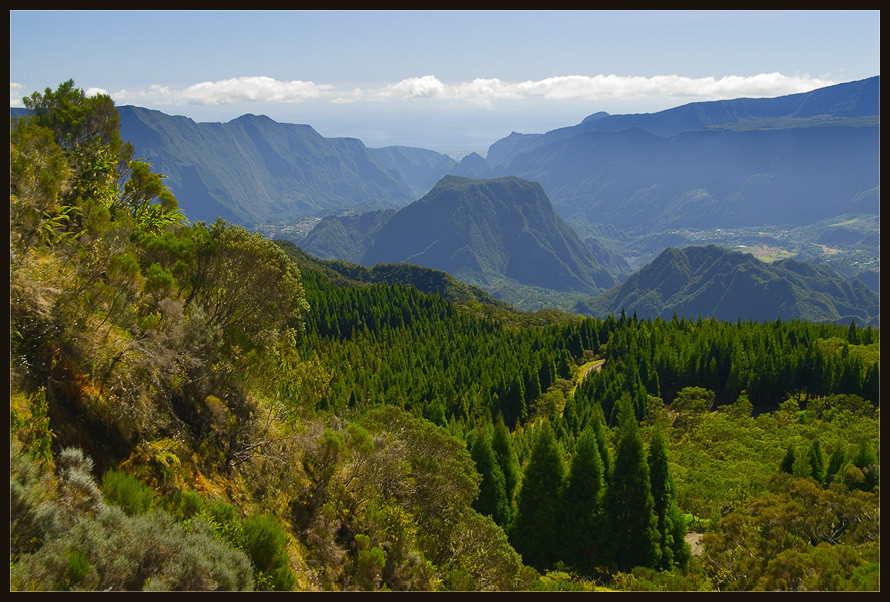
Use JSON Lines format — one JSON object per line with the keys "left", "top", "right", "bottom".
{"left": 10, "top": 10, "right": 881, "bottom": 152}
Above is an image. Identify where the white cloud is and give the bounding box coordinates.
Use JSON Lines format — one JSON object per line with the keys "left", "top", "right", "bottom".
{"left": 84, "top": 87, "right": 110, "bottom": 98}
{"left": 13, "top": 73, "right": 836, "bottom": 111}
{"left": 114, "top": 76, "right": 333, "bottom": 106}
{"left": 10, "top": 82, "right": 25, "bottom": 107}
{"left": 363, "top": 73, "right": 836, "bottom": 107}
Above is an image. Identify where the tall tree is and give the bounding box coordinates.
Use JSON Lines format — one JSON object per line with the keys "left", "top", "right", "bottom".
{"left": 590, "top": 402, "right": 613, "bottom": 480}
{"left": 807, "top": 439, "right": 826, "bottom": 483}
{"left": 509, "top": 421, "right": 566, "bottom": 572}
{"left": 604, "top": 394, "right": 661, "bottom": 571}
{"left": 491, "top": 415, "right": 520, "bottom": 526}
{"left": 647, "top": 426, "right": 691, "bottom": 572}
{"left": 469, "top": 428, "right": 510, "bottom": 527}
{"left": 560, "top": 426, "right": 606, "bottom": 573}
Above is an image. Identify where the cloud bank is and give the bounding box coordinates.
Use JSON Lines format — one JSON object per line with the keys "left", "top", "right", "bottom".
{"left": 357, "top": 73, "right": 836, "bottom": 107}
{"left": 11, "top": 73, "right": 837, "bottom": 110}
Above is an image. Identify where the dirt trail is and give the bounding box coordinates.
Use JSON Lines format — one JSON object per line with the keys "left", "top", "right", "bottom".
{"left": 579, "top": 359, "right": 605, "bottom": 380}
{"left": 685, "top": 533, "right": 705, "bottom": 556}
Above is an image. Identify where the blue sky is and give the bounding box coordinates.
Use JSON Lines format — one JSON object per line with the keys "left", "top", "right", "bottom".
{"left": 10, "top": 10, "right": 880, "bottom": 151}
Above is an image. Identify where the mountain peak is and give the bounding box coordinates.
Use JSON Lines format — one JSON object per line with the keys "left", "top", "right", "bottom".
{"left": 361, "top": 176, "right": 614, "bottom": 304}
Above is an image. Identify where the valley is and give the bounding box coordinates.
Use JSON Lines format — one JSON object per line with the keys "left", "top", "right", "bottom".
{"left": 578, "top": 216, "right": 880, "bottom": 284}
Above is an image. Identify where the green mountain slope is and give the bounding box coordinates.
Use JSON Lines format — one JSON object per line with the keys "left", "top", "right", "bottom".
{"left": 299, "top": 209, "right": 396, "bottom": 264}
{"left": 575, "top": 245, "right": 879, "bottom": 325}
{"left": 274, "top": 239, "right": 514, "bottom": 311}
{"left": 361, "top": 175, "right": 615, "bottom": 306}
{"left": 118, "top": 106, "right": 418, "bottom": 224}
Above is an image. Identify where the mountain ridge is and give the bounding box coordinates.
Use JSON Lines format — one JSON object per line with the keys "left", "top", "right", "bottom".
{"left": 574, "top": 244, "right": 879, "bottom": 325}
{"left": 117, "top": 105, "right": 428, "bottom": 224}
{"left": 360, "top": 175, "right": 616, "bottom": 307}
{"left": 485, "top": 76, "right": 880, "bottom": 167}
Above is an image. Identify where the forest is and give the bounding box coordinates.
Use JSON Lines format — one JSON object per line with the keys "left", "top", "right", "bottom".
{"left": 10, "top": 81, "right": 880, "bottom": 591}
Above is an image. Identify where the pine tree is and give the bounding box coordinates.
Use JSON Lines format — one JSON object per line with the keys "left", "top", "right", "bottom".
{"left": 824, "top": 444, "right": 846, "bottom": 486}
{"left": 491, "top": 415, "right": 520, "bottom": 525}
{"left": 590, "top": 402, "right": 613, "bottom": 480}
{"left": 604, "top": 394, "right": 660, "bottom": 571}
{"left": 647, "top": 426, "right": 691, "bottom": 572}
{"left": 469, "top": 428, "right": 510, "bottom": 527}
{"left": 560, "top": 426, "right": 606, "bottom": 573}
{"left": 780, "top": 444, "right": 796, "bottom": 475}
{"left": 807, "top": 439, "right": 825, "bottom": 483}
{"left": 509, "top": 421, "right": 566, "bottom": 572}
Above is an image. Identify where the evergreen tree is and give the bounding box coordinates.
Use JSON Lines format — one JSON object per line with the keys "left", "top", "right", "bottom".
{"left": 491, "top": 415, "right": 520, "bottom": 525}
{"left": 590, "top": 402, "right": 613, "bottom": 480}
{"left": 560, "top": 426, "right": 606, "bottom": 573}
{"left": 780, "top": 444, "right": 796, "bottom": 475}
{"left": 469, "top": 428, "right": 510, "bottom": 527}
{"left": 604, "top": 395, "right": 660, "bottom": 571}
{"left": 824, "top": 444, "right": 846, "bottom": 486}
{"left": 647, "top": 426, "right": 691, "bottom": 572}
{"left": 861, "top": 361, "right": 879, "bottom": 406}
{"left": 509, "top": 421, "right": 566, "bottom": 572}
{"left": 807, "top": 439, "right": 826, "bottom": 483}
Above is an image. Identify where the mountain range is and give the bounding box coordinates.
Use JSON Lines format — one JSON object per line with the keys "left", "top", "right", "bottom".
{"left": 485, "top": 76, "right": 880, "bottom": 167}
{"left": 111, "top": 77, "right": 878, "bottom": 237}
{"left": 116, "top": 107, "right": 453, "bottom": 224}
{"left": 574, "top": 244, "right": 880, "bottom": 325}
{"left": 14, "top": 76, "right": 877, "bottom": 321}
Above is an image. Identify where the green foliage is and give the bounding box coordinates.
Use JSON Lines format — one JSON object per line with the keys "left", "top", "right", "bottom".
{"left": 9, "top": 120, "right": 75, "bottom": 254}
{"left": 701, "top": 474, "right": 879, "bottom": 591}
{"left": 559, "top": 426, "right": 606, "bottom": 574}
{"left": 11, "top": 505, "right": 257, "bottom": 591}
{"left": 10, "top": 444, "right": 255, "bottom": 591}
{"left": 647, "top": 427, "right": 691, "bottom": 572}
{"left": 9, "top": 388, "right": 55, "bottom": 471}
{"left": 242, "top": 514, "right": 297, "bottom": 591}
{"left": 101, "top": 470, "right": 156, "bottom": 515}
{"left": 490, "top": 416, "right": 521, "bottom": 525}
{"left": 510, "top": 422, "right": 566, "bottom": 571}
{"left": 605, "top": 396, "right": 661, "bottom": 571}
{"left": 469, "top": 428, "right": 510, "bottom": 527}
{"left": 8, "top": 81, "right": 880, "bottom": 591}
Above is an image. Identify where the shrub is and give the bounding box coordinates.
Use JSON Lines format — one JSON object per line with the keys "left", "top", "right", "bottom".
{"left": 11, "top": 505, "right": 256, "bottom": 591}
{"left": 102, "top": 470, "right": 155, "bottom": 515}
{"left": 242, "top": 513, "right": 297, "bottom": 591}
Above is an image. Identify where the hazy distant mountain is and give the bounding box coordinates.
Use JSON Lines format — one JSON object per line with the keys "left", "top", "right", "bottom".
{"left": 486, "top": 76, "right": 879, "bottom": 167}
{"left": 504, "top": 124, "right": 878, "bottom": 233}
{"left": 481, "top": 77, "right": 879, "bottom": 235}
{"left": 574, "top": 245, "right": 880, "bottom": 326}
{"left": 367, "top": 146, "right": 457, "bottom": 197}
{"left": 361, "top": 175, "right": 615, "bottom": 298}
{"left": 117, "top": 106, "right": 442, "bottom": 224}
{"left": 450, "top": 152, "right": 492, "bottom": 178}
